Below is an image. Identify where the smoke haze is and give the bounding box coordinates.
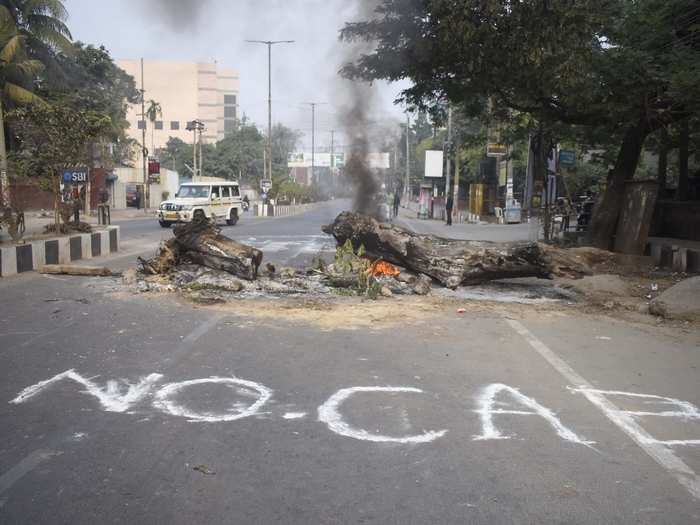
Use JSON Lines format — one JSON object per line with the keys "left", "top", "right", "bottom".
{"left": 145, "top": 0, "right": 211, "bottom": 31}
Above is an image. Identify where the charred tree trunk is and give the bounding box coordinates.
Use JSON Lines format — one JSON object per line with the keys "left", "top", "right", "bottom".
{"left": 589, "top": 119, "right": 650, "bottom": 250}
{"left": 323, "top": 212, "right": 590, "bottom": 288}
{"left": 138, "top": 216, "right": 263, "bottom": 280}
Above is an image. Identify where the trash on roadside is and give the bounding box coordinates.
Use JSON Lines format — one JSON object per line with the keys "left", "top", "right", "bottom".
{"left": 457, "top": 308, "right": 466, "bottom": 314}
{"left": 193, "top": 464, "right": 216, "bottom": 476}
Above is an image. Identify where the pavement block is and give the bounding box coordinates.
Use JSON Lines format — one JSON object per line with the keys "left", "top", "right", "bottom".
{"left": 0, "top": 245, "right": 17, "bottom": 276}
{"left": 80, "top": 233, "right": 92, "bottom": 260}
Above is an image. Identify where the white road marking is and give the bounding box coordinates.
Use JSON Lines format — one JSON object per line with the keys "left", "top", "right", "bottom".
{"left": 9, "top": 369, "right": 163, "bottom": 412}
{"left": 506, "top": 318, "right": 700, "bottom": 501}
{"left": 317, "top": 386, "right": 448, "bottom": 444}
{"left": 282, "top": 412, "right": 307, "bottom": 419}
{"left": 0, "top": 449, "right": 62, "bottom": 495}
{"left": 153, "top": 376, "right": 272, "bottom": 423}
{"left": 569, "top": 388, "right": 700, "bottom": 446}
{"left": 472, "top": 383, "right": 593, "bottom": 445}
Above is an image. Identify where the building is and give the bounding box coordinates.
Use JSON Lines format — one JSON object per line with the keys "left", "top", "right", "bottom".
{"left": 117, "top": 60, "right": 240, "bottom": 154}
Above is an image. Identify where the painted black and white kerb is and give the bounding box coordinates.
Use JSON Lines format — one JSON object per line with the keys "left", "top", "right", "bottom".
{"left": 0, "top": 226, "right": 120, "bottom": 277}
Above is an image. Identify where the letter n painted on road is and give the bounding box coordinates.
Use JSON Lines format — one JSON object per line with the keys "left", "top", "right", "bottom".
{"left": 9, "top": 369, "right": 163, "bottom": 413}
{"left": 473, "top": 383, "right": 593, "bottom": 445}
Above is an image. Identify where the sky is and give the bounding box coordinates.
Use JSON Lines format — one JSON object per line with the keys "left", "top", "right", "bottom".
{"left": 63, "top": 0, "right": 409, "bottom": 151}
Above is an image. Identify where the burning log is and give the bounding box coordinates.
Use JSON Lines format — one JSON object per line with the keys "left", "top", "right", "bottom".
{"left": 322, "top": 211, "right": 591, "bottom": 288}
{"left": 138, "top": 215, "right": 263, "bottom": 280}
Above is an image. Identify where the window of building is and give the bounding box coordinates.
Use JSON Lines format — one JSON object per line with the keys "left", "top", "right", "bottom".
{"left": 137, "top": 120, "right": 146, "bottom": 130}
{"left": 224, "top": 106, "right": 236, "bottom": 119}
{"left": 224, "top": 94, "right": 237, "bottom": 105}
{"left": 170, "top": 121, "right": 179, "bottom": 130}
{"left": 155, "top": 121, "right": 163, "bottom": 130}
{"left": 224, "top": 119, "right": 236, "bottom": 133}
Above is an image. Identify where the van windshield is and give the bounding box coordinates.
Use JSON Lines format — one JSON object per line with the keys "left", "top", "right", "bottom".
{"left": 176, "top": 185, "right": 209, "bottom": 198}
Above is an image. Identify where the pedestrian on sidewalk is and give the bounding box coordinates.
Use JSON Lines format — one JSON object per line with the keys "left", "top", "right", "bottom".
{"left": 445, "top": 193, "right": 453, "bottom": 226}
{"left": 393, "top": 191, "right": 400, "bottom": 218}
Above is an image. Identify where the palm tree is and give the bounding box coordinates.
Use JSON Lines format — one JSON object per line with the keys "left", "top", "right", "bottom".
{"left": 145, "top": 99, "right": 162, "bottom": 156}
{"left": 0, "top": 0, "right": 71, "bottom": 207}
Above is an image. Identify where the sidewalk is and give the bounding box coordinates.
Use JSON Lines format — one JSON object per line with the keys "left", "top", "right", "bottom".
{"left": 395, "top": 204, "right": 541, "bottom": 242}
{"left": 1, "top": 207, "right": 152, "bottom": 244}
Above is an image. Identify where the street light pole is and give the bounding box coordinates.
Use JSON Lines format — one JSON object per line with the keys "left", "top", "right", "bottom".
{"left": 140, "top": 58, "right": 148, "bottom": 212}
{"left": 246, "top": 39, "right": 294, "bottom": 183}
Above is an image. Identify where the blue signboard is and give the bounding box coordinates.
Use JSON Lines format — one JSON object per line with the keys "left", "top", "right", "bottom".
{"left": 62, "top": 169, "right": 88, "bottom": 183}
{"left": 558, "top": 150, "right": 576, "bottom": 168}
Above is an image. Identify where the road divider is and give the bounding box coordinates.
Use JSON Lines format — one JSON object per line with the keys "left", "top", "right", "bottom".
{"left": 253, "top": 202, "right": 324, "bottom": 218}
{"left": 0, "top": 226, "right": 120, "bottom": 278}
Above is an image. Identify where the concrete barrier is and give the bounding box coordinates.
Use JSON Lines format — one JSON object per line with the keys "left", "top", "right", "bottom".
{"left": 0, "top": 226, "right": 120, "bottom": 278}
{"left": 253, "top": 202, "right": 323, "bottom": 218}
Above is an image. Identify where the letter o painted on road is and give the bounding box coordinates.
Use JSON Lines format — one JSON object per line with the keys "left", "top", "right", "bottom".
{"left": 153, "top": 376, "right": 272, "bottom": 422}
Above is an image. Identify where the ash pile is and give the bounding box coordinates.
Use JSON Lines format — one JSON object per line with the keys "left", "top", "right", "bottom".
{"left": 130, "top": 212, "right": 592, "bottom": 305}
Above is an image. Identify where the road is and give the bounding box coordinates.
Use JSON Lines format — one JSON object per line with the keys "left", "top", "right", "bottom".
{"left": 107, "top": 201, "right": 347, "bottom": 272}
{"left": 1, "top": 203, "right": 699, "bottom": 524}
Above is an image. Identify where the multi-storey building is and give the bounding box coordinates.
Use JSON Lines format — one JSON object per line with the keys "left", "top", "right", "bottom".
{"left": 117, "top": 59, "right": 240, "bottom": 153}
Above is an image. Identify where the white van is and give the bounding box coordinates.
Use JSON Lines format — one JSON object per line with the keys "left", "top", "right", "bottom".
{"left": 157, "top": 182, "right": 242, "bottom": 227}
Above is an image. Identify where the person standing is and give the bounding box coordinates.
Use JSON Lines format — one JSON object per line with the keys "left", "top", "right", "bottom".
{"left": 393, "top": 191, "right": 400, "bottom": 218}
{"left": 445, "top": 192, "right": 454, "bottom": 226}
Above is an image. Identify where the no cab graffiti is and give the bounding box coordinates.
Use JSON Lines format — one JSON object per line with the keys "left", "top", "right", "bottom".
{"left": 9, "top": 369, "right": 700, "bottom": 446}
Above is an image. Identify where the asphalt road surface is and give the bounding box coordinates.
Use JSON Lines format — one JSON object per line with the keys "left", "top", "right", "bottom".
{"left": 111, "top": 201, "right": 348, "bottom": 272}
{"left": 1, "top": 203, "right": 699, "bottom": 524}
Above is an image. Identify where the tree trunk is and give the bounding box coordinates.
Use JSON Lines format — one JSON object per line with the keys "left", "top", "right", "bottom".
{"left": 0, "top": 99, "right": 9, "bottom": 208}
{"left": 657, "top": 127, "right": 668, "bottom": 191}
{"left": 139, "top": 216, "right": 263, "bottom": 280}
{"left": 322, "top": 211, "right": 590, "bottom": 288}
{"left": 676, "top": 119, "right": 689, "bottom": 201}
{"left": 589, "top": 120, "right": 650, "bottom": 250}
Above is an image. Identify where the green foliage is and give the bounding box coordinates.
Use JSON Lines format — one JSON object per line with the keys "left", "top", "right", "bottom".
{"left": 0, "top": 0, "right": 72, "bottom": 107}
{"left": 42, "top": 43, "right": 140, "bottom": 166}
{"left": 8, "top": 98, "right": 112, "bottom": 223}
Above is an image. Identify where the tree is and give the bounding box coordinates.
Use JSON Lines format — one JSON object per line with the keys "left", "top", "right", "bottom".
{"left": 0, "top": 0, "right": 72, "bottom": 206}
{"left": 8, "top": 99, "right": 112, "bottom": 229}
{"left": 340, "top": 0, "right": 700, "bottom": 250}
{"left": 145, "top": 99, "right": 162, "bottom": 155}
{"left": 45, "top": 43, "right": 140, "bottom": 167}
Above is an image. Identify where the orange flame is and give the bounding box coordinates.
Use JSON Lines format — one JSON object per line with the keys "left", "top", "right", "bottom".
{"left": 368, "top": 259, "right": 400, "bottom": 277}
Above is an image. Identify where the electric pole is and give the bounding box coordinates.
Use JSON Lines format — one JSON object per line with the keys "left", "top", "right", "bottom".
{"left": 140, "top": 58, "right": 148, "bottom": 212}
{"left": 405, "top": 112, "right": 410, "bottom": 201}
{"left": 302, "top": 102, "right": 326, "bottom": 186}
{"left": 444, "top": 104, "right": 453, "bottom": 201}
{"left": 246, "top": 39, "right": 294, "bottom": 183}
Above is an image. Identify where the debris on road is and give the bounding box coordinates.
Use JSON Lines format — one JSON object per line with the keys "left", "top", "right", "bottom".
{"left": 123, "top": 211, "right": 698, "bottom": 328}
{"left": 40, "top": 264, "right": 116, "bottom": 277}
{"left": 193, "top": 464, "right": 216, "bottom": 476}
{"left": 322, "top": 211, "right": 592, "bottom": 288}
{"left": 138, "top": 214, "right": 263, "bottom": 280}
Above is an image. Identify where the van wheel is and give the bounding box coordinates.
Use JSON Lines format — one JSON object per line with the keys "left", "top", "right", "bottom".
{"left": 159, "top": 220, "right": 172, "bottom": 228}
{"left": 226, "top": 209, "right": 239, "bottom": 226}
{"left": 193, "top": 210, "right": 206, "bottom": 222}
